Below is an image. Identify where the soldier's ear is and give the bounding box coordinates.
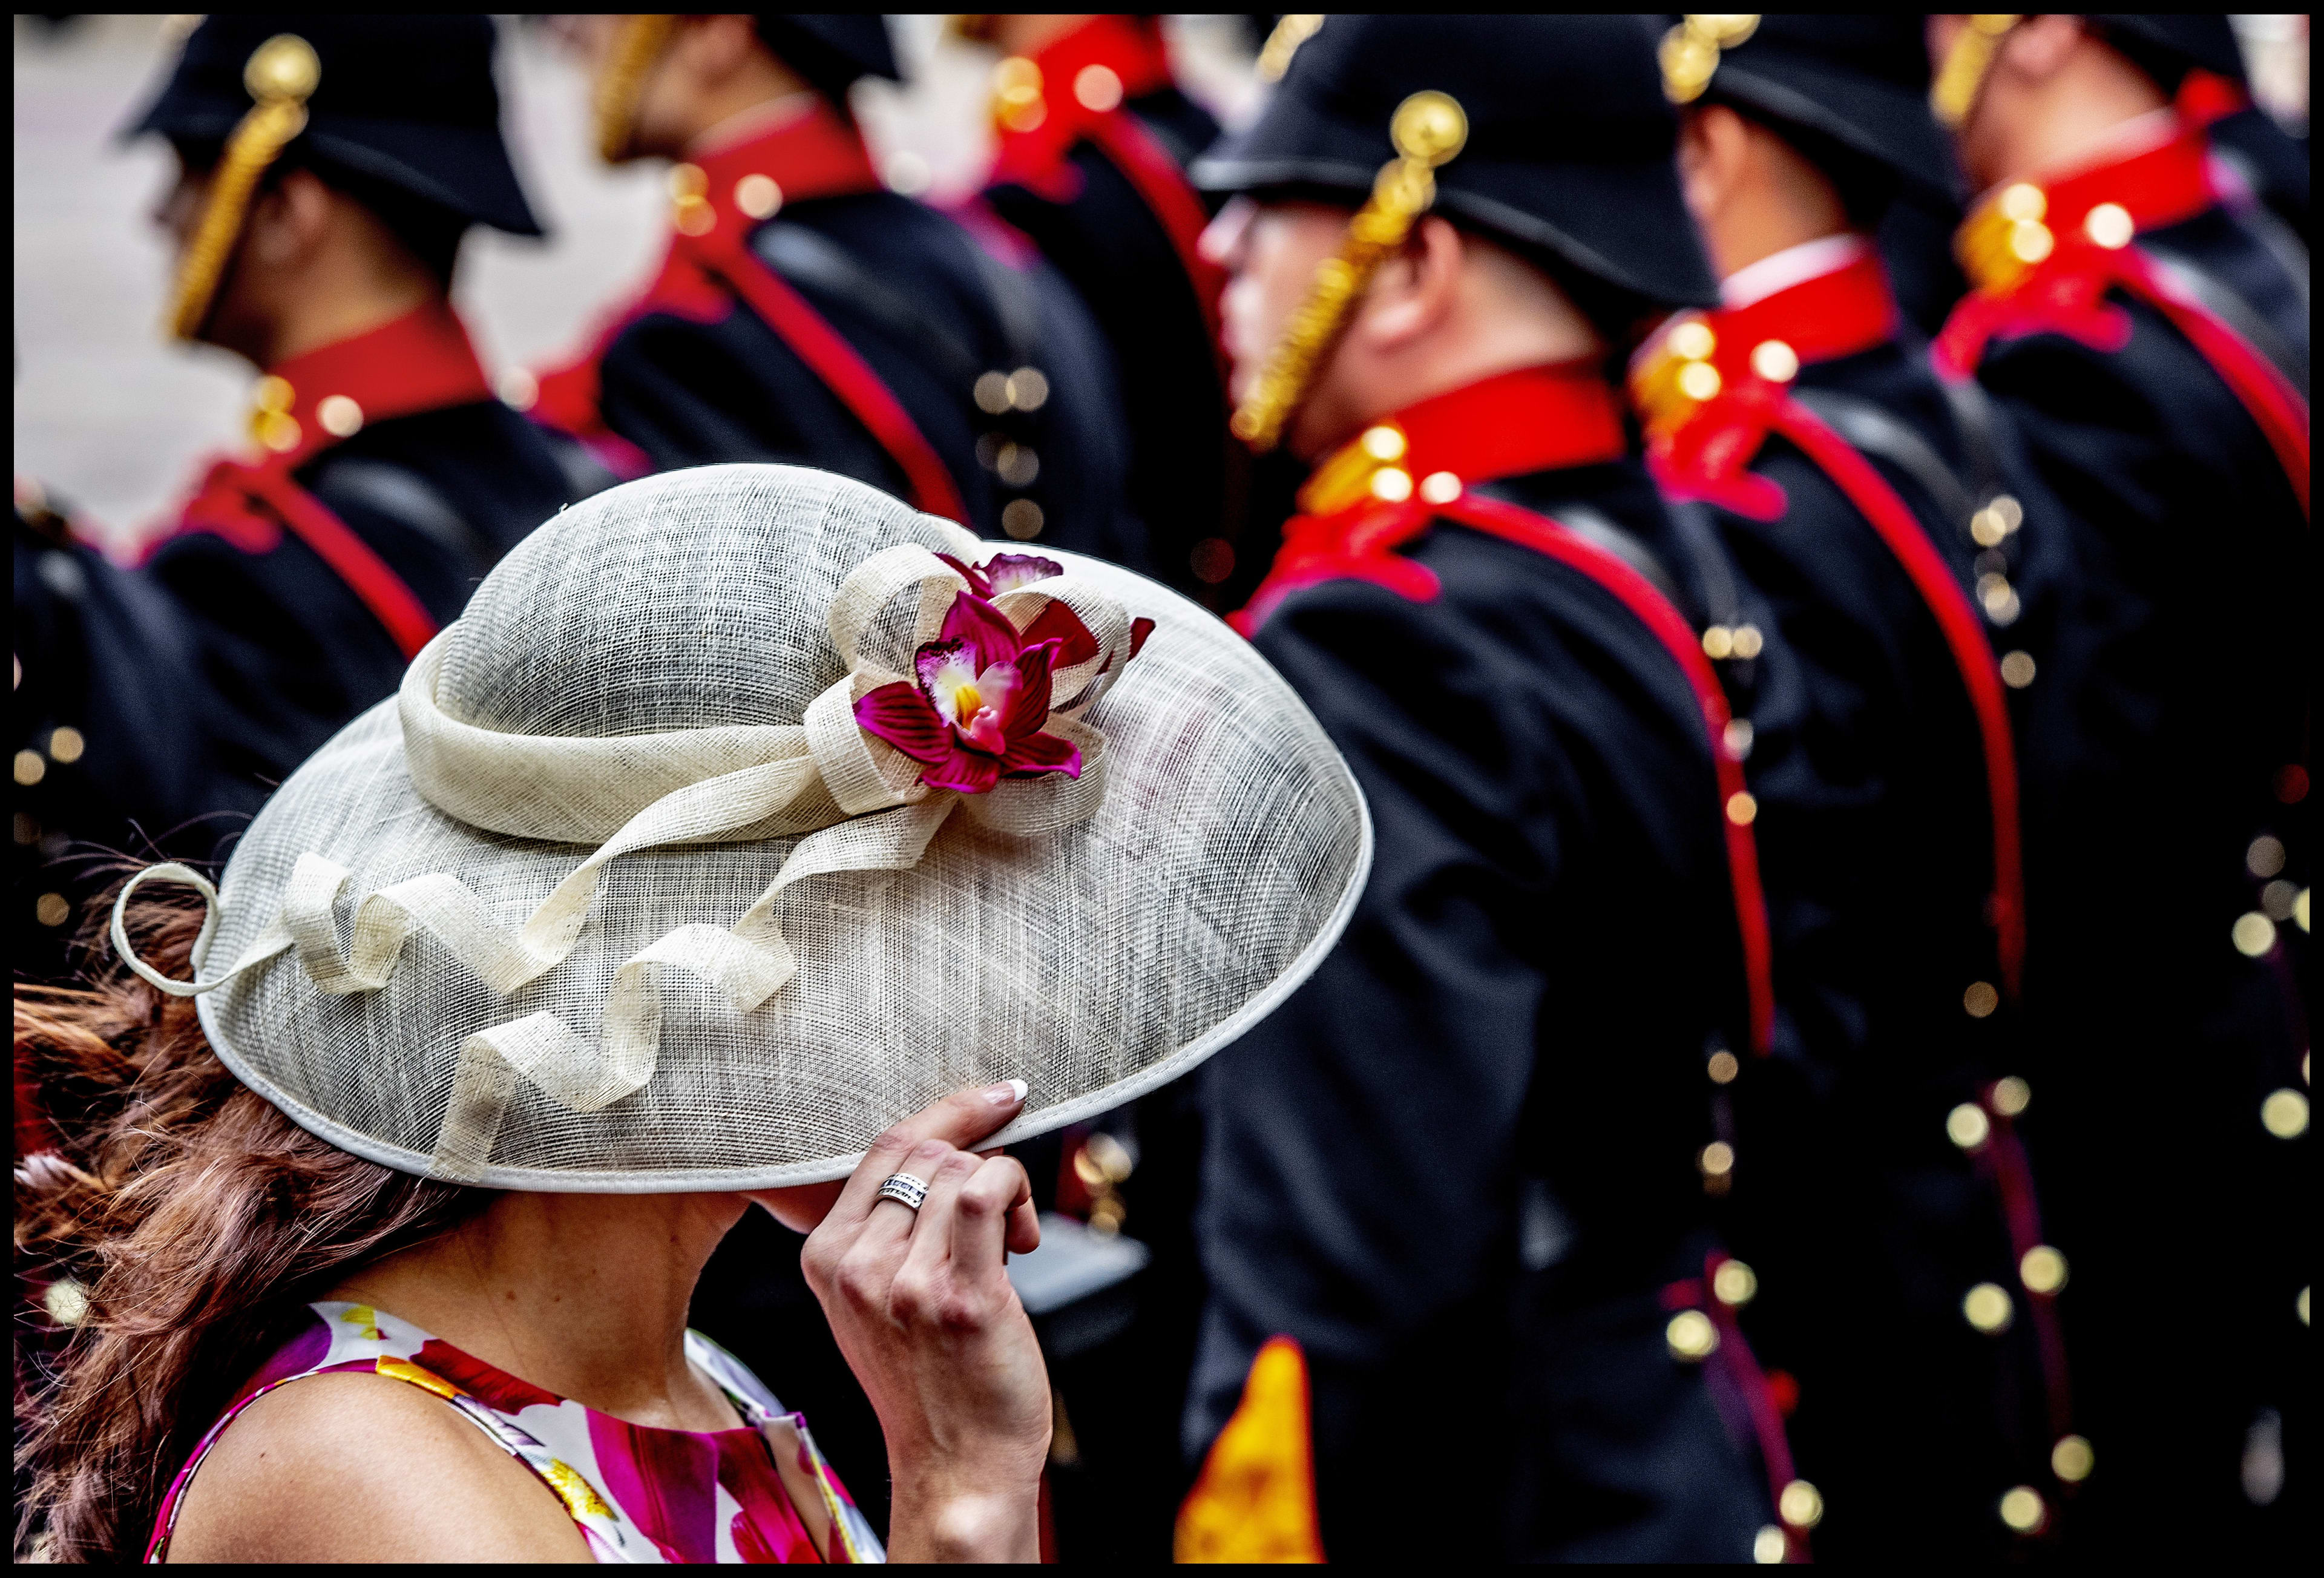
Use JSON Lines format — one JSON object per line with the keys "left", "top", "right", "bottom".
{"left": 244, "top": 168, "right": 335, "bottom": 269}
{"left": 1675, "top": 104, "right": 1748, "bottom": 232}
{"left": 1353, "top": 214, "right": 1463, "bottom": 353}
{"left": 1995, "top": 14, "right": 2087, "bottom": 85}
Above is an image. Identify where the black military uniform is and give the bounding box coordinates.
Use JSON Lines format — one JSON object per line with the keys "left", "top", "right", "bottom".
{"left": 1931, "top": 15, "right": 2310, "bottom": 1560}
{"left": 13, "top": 17, "right": 585, "bottom": 965}
{"left": 536, "top": 16, "right": 1144, "bottom": 568}
{"left": 977, "top": 15, "right": 1234, "bottom": 600}
{"left": 13, "top": 485, "right": 207, "bottom": 980}
{"left": 1180, "top": 18, "right": 1796, "bottom": 1562}
{"left": 1644, "top": 17, "right": 2089, "bottom": 1556}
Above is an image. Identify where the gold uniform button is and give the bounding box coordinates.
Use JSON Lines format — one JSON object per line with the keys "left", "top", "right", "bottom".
{"left": 1679, "top": 361, "right": 1724, "bottom": 401}
{"left": 1990, "top": 1075, "right": 2030, "bottom": 1117}
{"left": 252, "top": 374, "right": 295, "bottom": 413}
{"left": 1777, "top": 1479, "right": 1823, "bottom": 1530}
{"left": 1963, "top": 980, "right": 1999, "bottom": 1017}
{"left": 2051, "top": 1434, "right": 2095, "bottom": 1484}
{"left": 1723, "top": 718, "right": 1754, "bottom": 760}
{"left": 2260, "top": 1088, "right": 2308, "bottom": 1139}
{"left": 1073, "top": 62, "right": 1124, "bottom": 113}
{"left": 1359, "top": 424, "right": 1407, "bottom": 462}
{"left": 1000, "top": 499, "right": 1045, "bottom": 541}
{"left": 1707, "top": 1048, "right": 1740, "bottom": 1085}
{"left": 317, "top": 395, "right": 363, "bottom": 438}
{"left": 2247, "top": 835, "right": 2286, "bottom": 878}
{"left": 1666, "top": 1309, "right": 1719, "bottom": 1362}
{"left": 1419, "top": 470, "right": 1462, "bottom": 504}
{"left": 974, "top": 370, "right": 1013, "bottom": 415}
{"left": 735, "top": 173, "right": 783, "bottom": 219}
{"left": 1005, "top": 367, "right": 1049, "bottom": 412}
{"left": 2020, "top": 1244, "right": 2068, "bottom": 1295}
{"left": 47, "top": 726, "right": 84, "bottom": 764}
{"left": 1946, "top": 1102, "right": 1991, "bottom": 1150}
{"left": 1670, "top": 320, "right": 1716, "bottom": 361}
{"left": 1699, "top": 1141, "right": 1735, "bottom": 1178}
{"left": 667, "top": 163, "right": 707, "bottom": 200}
{"left": 2000, "top": 184, "right": 2046, "bottom": 223}
{"left": 2260, "top": 879, "right": 2297, "bottom": 921}
{"left": 1753, "top": 1524, "right": 1788, "bottom": 1563}
{"left": 2000, "top": 650, "right": 2037, "bottom": 688}
{"left": 2083, "top": 202, "right": 2135, "bottom": 249}
{"left": 2233, "top": 912, "right": 2277, "bottom": 957}
{"left": 1998, "top": 1484, "right": 2046, "bottom": 1533}
{"left": 1713, "top": 1259, "right": 1758, "bottom": 1307}
{"left": 1726, "top": 791, "right": 1758, "bottom": 826}
{"left": 14, "top": 749, "right": 47, "bottom": 786}
{"left": 1750, "top": 340, "right": 1799, "bottom": 383}
{"left": 1730, "top": 623, "right": 1764, "bottom": 659}
{"left": 1702, "top": 625, "right": 1735, "bottom": 659}
{"left": 34, "top": 892, "right": 71, "bottom": 927}
{"left": 1964, "top": 1281, "right": 2015, "bottom": 1333}
{"left": 1369, "top": 467, "right": 1413, "bottom": 502}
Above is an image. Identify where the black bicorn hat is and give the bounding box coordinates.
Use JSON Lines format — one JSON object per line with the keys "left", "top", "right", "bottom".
{"left": 2084, "top": 15, "right": 2247, "bottom": 93}
{"left": 1668, "top": 15, "right": 1957, "bottom": 212}
{"left": 1192, "top": 14, "right": 1719, "bottom": 312}
{"left": 753, "top": 15, "right": 902, "bottom": 103}
{"left": 123, "top": 15, "right": 543, "bottom": 238}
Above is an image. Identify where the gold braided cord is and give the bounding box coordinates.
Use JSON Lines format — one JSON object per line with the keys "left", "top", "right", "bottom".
{"left": 165, "top": 33, "right": 319, "bottom": 343}
{"left": 1931, "top": 15, "right": 2021, "bottom": 130}
{"left": 1229, "top": 90, "right": 1468, "bottom": 454}
{"left": 594, "top": 13, "right": 677, "bottom": 165}
{"left": 1256, "top": 14, "right": 1324, "bottom": 84}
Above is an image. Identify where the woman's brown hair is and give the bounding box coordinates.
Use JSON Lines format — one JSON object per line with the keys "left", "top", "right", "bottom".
{"left": 15, "top": 885, "right": 490, "bottom": 1562}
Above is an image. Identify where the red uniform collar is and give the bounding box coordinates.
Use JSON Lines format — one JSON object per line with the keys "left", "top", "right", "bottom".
{"left": 988, "top": 15, "right": 1177, "bottom": 194}
{"left": 1954, "top": 111, "right": 2214, "bottom": 296}
{"left": 248, "top": 300, "right": 491, "bottom": 471}
{"left": 1296, "top": 362, "right": 1628, "bottom": 518}
{"left": 1233, "top": 364, "right": 1629, "bottom": 636}
{"left": 675, "top": 95, "right": 884, "bottom": 240}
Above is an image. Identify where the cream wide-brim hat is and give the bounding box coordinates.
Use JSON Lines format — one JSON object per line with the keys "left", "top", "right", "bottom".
{"left": 119, "top": 465, "right": 1369, "bottom": 1190}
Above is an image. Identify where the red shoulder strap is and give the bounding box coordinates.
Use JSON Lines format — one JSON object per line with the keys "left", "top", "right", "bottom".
{"left": 175, "top": 461, "right": 439, "bottom": 661}
{"left": 1083, "top": 113, "right": 1226, "bottom": 357}
{"left": 1435, "top": 492, "right": 1776, "bottom": 1056}
{"left": 686, "top": 229, "right": 970, "bottom": 525}
{"left": 1768, "top": 398, "right": 2029, "bottom": 999}
{"left": 2116, "top": 245, "right": 2309, "bottom": 517}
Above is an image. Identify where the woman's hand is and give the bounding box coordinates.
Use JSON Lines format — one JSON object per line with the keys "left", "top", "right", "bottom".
{"left": 795, "top": 1083, "right": 1049, "bottom": 1563}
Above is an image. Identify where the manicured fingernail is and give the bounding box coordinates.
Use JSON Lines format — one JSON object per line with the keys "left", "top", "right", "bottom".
{"left": 985, "top": 1079, "right": 1029, "bottom": 1106}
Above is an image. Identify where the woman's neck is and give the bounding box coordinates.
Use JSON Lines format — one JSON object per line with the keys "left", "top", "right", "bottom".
{"left": 327, "top": 1190, "right": 750, "bottom": 1432}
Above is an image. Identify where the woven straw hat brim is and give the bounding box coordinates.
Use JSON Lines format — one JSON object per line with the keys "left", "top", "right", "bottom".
{"left": 192, "top": 525, "right": 1370, "bottom": 1191}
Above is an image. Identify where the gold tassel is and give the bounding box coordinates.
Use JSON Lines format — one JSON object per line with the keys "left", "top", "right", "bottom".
{"left": 1229, "top": 90, "right": 1468, "bottom": 454}
{"left": 594, "top": 14, "right": 678, "bottom": 165}
{"left": 165, "top": 33, "right": 320, "bottom": 343}
{"left": 1931, "top": 15, "right": 2021, "bottom": 130}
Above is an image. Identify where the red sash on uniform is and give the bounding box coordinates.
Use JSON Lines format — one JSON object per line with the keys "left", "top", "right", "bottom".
{"left": 985, "top": 14, "right": 1226, "bottom": 351}
{"left": 531, "top": 100, "right": 969, "bottom": 524}
{"left": 1235, "top": 364, "right": 1776, "bottom": 1056}
{"left": 1635, "top": 246, "right": 2030, "bottom": 1002}
{"left": 146, "top": 301, "right": 493, "bottom": 660}
{"left": 1934, "top": 107, "right": 2310, "bottom": 516}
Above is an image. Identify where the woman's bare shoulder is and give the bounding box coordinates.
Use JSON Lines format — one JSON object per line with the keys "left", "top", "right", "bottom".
{"left": 163, "top": 1369, "right": 592, "bottom": 1563}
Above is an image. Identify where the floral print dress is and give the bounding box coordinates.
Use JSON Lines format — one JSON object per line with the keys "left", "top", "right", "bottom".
{"left": 145, "top": 1301, "right": 884, "bottom": 1563}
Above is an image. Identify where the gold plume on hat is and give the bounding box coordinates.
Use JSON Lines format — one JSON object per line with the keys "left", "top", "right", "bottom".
{"left": 1931, "top": 15, "right": 2021, "bottom": 130}
{"left": 165, "top": 32, "right": 320, "bottom": 343}
{"left": 594, "top": 13, "right": 678, "bottom": 165}
{"left": 1659, "top": 15, "right": 1760, "bottom": 104}
{"left": 1229, "top": 90, "right": 1468, "bottom": 455}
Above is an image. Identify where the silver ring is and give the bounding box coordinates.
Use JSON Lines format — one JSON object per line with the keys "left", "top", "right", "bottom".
{"left": 876, "top": 1173, "right": 930, "bottom": 1212}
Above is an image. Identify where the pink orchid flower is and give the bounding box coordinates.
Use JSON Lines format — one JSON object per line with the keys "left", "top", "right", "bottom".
{"left": 855, "top": 590, "right": 1086, "bottom": 795}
